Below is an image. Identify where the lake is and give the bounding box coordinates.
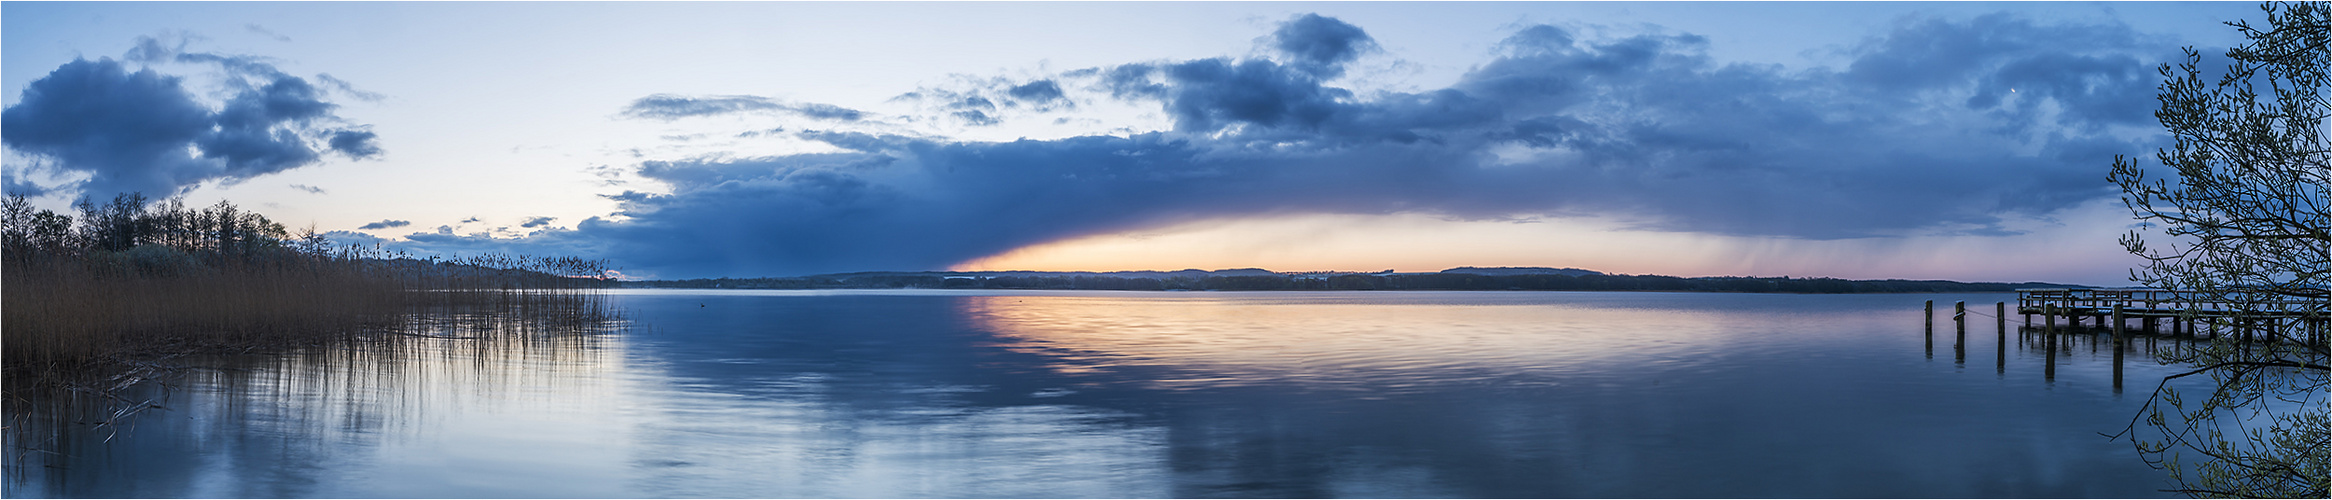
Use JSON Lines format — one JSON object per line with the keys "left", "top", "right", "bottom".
{"left": 6, "top": 290, "right": 2186, "bottom": 498}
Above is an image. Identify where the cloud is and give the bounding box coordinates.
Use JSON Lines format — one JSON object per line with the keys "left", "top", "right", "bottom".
{"left": 290, "top": 183, "right": 325, "bottom": 194}
{"left": 1, "top": 38, "right": 379, "bottom": 199}
{"left": 891, "top": 76, "right": 1082, "bottom": 126}
{"left": 391, "top": 225, "right": 608, "bottom": 261}
{"left": 520, "top": 216, "right": 557, "bottom": 228}
{"left": 316, "top": 230, "right": 385, "bottom": 248}
{"left": 1006, "top": 80, "right": 1069, "bottom": 106}
{"left": 327, "top": 129, "right": 383, "bottom": 158}
{"left": 315, "top": 74, "right": 385, "bottom": 102}
{"left": 358, "top": 219, "right": 410, "bottom": 230}
{"left": 408, "top": 13, "right": 2176, "bottom": 278}
{"left": 620, "top": 94, "right": 781, "bottom": 119}
{"left": 245, "top": 24, "right": 292, "bottom": 42}
{"left": 1268, "top": 13, "right": 1378, "bottom": 78}
{"left": 619, "top": 94, "right": 864, "bottom": 121}
{"left": 787, "top": 102, "right": 865, "bottom": 121}
{"left": 4, "top": 174, "right": 55, "bottom": 197}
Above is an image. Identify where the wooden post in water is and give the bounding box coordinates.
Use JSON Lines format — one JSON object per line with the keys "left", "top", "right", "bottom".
{"left": 1996, "top": 302, "right": 2007, "bottom": 374}
{"left": 2014, "top": 299, "right": 2033, "bottom": 341}
{"left": 2045, "top": 304, "right": 2057, "bottom": 335}
{"left": 1924, "top": 300, "right": 1934, "bottom": 358}
{"left": 1996, "top": 302, "right": 2006, "bottom": 336}
{"left": 2112, "top": 305, "right": 2125, "bottom": 392}
{"left": 2044, "top": 304, "right": 2057, "bottom": 381}
{"left": 1954, "top": 301, "right": 1967, "bottom": 363}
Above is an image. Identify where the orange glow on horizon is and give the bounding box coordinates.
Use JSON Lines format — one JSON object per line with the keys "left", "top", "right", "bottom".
{"left": 950, "top": 203, "right": 2146, "bottom": 286}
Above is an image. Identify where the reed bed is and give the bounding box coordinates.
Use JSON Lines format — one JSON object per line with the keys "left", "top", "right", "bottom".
{"left": 2, "top": 194, "right": 618, "bottom": 398}
{"left": 4, "top": 195, "right": 621, "bottom": 481}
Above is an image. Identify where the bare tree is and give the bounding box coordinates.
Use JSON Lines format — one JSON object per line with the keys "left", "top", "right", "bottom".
{"left": 2108, "top": 2, "right": 2328, "bottom": 497}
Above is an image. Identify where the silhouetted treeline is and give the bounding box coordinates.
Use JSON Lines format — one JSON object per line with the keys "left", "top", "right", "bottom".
{"left": 629, "top": 271, "right": 2077, "bottom": 293}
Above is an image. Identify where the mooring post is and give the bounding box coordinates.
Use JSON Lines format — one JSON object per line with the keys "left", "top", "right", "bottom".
{"left": 1955, "top": 301, "right": 1966, "bottom": 337}
{"left": 1996, "top": 302, "right": 2006, "bottom": 336}
{"left": 2045, "top": 304, "right": 2056, "bottom": 335}
{"left": 2112, "top": 305, "right": 2125, "bottom": 340}
{"left": 2044, "top": 306, "right": 2057, "bottom": 382}
{"left": 1954, "top": 301, "right": 1967, "bottom": 363}
{"left": 1924, "top": 300, "right": 1934, "bottom": 358}
{"left": 2112, "top": 305, "right": 2125, "bottom": 392}
{"left": 2021, "top": 292, "right": 2032, "bottom": 329}
{"left": 1995, "top": 302, "right": 2007, "bottom": 374}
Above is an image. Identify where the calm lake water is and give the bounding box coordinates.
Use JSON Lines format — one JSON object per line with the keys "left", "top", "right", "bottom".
{"left": 8, "top": 290, "right": 2188, "bottom": 498}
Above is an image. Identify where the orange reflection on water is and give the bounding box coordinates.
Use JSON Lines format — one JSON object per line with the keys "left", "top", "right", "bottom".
{"left": 960, "top": 292, "right": 1752, "bottom": 393}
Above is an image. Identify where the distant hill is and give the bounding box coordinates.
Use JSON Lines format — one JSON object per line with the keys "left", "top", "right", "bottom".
{"left": 1441, "top": 266, "right": 1602, "bottom": 277}
{"left": 623, "top": 268, "right": 2085, "bottom": 293}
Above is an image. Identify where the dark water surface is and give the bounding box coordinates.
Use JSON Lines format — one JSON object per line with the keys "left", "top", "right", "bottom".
{"left": 7, "top": 290, "right": 2184, "bottom": 498}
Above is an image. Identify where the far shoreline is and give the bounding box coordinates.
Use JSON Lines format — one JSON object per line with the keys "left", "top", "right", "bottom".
{"left": 617, "top": 268, "right": 2090, "bottom": 294}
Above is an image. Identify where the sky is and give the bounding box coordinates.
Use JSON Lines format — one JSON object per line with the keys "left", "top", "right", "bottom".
{"left": 0, "top": 1, "right": 2267, "bottom": 284}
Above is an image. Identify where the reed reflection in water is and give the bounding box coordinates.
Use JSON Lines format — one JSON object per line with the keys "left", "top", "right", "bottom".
{"left": 5, "top": 304, "right": 629, "bottom": 498}
{"left": 8, "top": 290, "right": 2191, "bottom": 498}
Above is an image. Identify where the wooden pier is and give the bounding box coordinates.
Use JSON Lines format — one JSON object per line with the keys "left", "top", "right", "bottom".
{"left": 1922, "top": 290, "right": 2326, "bottom": 390}
{"left": 2015, "top": 288, "right": 2328, "bottom": 335}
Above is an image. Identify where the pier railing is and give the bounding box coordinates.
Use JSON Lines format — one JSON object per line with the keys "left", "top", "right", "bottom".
{"left": 2015, "top": 288, "right": 2328, "bottom": 321}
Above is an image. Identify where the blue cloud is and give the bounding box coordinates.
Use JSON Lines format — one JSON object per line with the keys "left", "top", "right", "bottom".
{"left": 2, "top": 39, "right": 379, "bottom": 199}
{"left": 620, "top": 94, "right": 864, "bottom": 121}
{"left": 327, "top": 129, "right": 383, "bottom": 158}
{"left": 409, "top": 13, "right": 2181, "bottom": 278}
{"left": 0, "top": 58, "right": 214, "bottom": 199}
{"left": 358, "top": 219, "right": 410, "bottom": 230}
{"left": 316, "top": 230, "right": 386, "bottom": 248}
{"left": 1269, "top": 13, "right": 1378, "bottom": 78}
{"left": 620, "top": 94, "right": 782, "bottom": 119}
{"left": 788, "top": 102, "right": 865, "bottom": 121}
{"left": 1006, "top": 80, "right": 1068, "bottom": 105}
{"left": 520, "top": 216, "right": 557, "bottom": 228}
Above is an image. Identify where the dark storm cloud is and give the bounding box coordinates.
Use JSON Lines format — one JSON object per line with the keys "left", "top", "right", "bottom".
{"left": 410, "top": 13, "right": 2178, "bottom": 278}
{"left": 1, "top": 39, "right": 378, "bottom": 199}
{"left": 620, "top": 94, "right": 865, "bottom": 121}
{"left": 358, "top": 219, "right": 410, "bottom": 230}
